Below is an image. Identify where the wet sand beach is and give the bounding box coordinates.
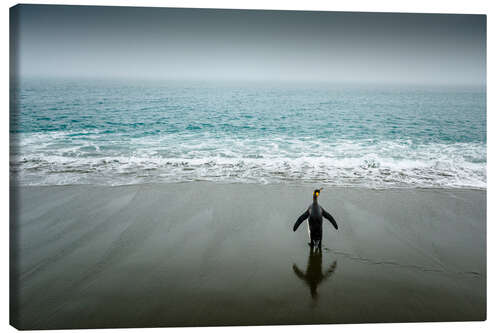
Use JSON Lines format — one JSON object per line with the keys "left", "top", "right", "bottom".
{"left": 10, "top": 183, "right": 486, "bottom": 329}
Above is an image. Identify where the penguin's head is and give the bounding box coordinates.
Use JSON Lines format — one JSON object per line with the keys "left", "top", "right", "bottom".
{"left": 313, "top": 188, "right": 323, "bottom": 199}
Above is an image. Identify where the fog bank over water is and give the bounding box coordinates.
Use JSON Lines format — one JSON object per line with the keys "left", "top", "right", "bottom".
{"left": 12, "top": 5, "right": 486, "bottom": 86}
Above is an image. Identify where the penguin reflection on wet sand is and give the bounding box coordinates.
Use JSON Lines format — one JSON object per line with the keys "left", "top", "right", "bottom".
{"left": 293, "top": 188, "right": 339, "bottom": 250}
{"left": 293, "top": 247, "right": 337, "bottom": 300}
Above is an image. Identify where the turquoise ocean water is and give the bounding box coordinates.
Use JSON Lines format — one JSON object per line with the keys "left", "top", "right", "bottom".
{"left": 10, "top": 79, "right": 486, "bottom": 188}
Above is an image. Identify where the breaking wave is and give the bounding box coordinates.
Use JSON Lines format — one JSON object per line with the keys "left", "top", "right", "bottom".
{"left": 10, "top": 132, "right": 486, "bottom": 188}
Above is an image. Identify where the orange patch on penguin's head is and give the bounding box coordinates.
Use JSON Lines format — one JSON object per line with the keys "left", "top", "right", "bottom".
{"left": 313, "top": 188, "right": 323, "bottom": 198}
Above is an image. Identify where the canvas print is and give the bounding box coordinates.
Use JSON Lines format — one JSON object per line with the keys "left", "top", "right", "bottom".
{"left": 10, "top": 4, "right": 486, "bottom": 330}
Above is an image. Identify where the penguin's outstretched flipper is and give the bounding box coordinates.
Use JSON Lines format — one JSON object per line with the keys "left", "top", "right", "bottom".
{"left": 322, "top": 209, "right": 338, "bottom": 230}
{"left": 293, "top": 210, "right": 310, "bottom": 231}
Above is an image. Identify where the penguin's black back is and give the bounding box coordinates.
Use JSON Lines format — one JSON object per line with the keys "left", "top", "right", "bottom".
{"left": 308, "top": 203, "right": 323, "bottom": 240}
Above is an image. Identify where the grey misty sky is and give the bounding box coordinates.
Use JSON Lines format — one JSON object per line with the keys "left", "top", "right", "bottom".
{"left": 12, "top": 4, "right": 486, "bottom": 85}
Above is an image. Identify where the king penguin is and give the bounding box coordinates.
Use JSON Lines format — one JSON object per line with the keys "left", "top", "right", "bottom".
{"left": 293, "top": 188, "right": 338, "bottom": 250}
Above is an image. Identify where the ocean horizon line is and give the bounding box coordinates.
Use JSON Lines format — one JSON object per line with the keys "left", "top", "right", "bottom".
{"left": 11, "top": 75, "right": 487, "bottom": 91}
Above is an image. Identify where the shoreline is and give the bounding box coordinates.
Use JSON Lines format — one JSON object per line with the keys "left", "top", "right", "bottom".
{"left": 11, "top": 180, "right": 488, "bottom": 191}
